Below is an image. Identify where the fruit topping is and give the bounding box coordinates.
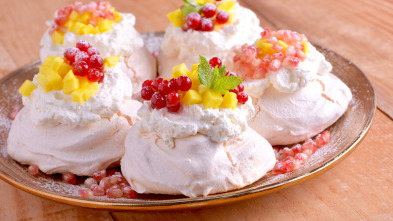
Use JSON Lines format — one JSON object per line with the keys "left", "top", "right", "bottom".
{"left": 167, "top": 0, "right": 236, "bottom": 32}
{"left": 49, "top": 1, "right": 123, "bottom": 43}
{"left": 233, "top": 28, "right": 310, "bottom": 80}
{"left": 140, "top": 56, "right": 248, "bottom": 112}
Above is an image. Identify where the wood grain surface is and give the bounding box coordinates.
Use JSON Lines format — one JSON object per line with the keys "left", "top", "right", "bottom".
{"left": 0, "top": 0, "right": 392, "bottom": 220}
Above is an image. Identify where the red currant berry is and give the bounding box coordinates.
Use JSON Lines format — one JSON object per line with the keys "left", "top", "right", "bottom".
{"left": 216, "top": 10, "right": 229, "bottom": 24}
{"left": 73, "top": 61, "right": 89, "bottom": 76}
{"left": 87, "top": 47, "right": 100, "bottom": 56}
{"left": 54, "top": 15, "right": 68, "bottom": 26}
{"left": 209, "top": 57, "right": 222, "bottom": 68}
{"left": 168, "top": 78, "right": 179, "bottom": 92}
{"left": 151, "top": 78, "right": 163, "bottom": 91}
{"left": 200, "top": 18, "right": 214, "bottom": 31}
{"left": 76, "top": 40, "right": 91, "bottom": 52}
{"left": 167, "top": 102, "right": 181, "bottom": 112}
{"left": 64, "top": 47, "right": 80, "bottom": 64}
{"left": 87, "top": 68, "right": 102, "bottom": 82}
{"left": 158, "top": 80, "right": 170, "bottom": 95}
{"left": 176, "top": 76, "right": 192, "bottom": 91}
{"left": 98, "top": 72, "right": 105, "bottom": 83}
{"left": 202, "top": 3, "right": 217, "bottom": 18}
{"left": 89, "top": 54, "right": 104, "bottom": 68}
{"left": 229, "top": 88, "right": 239, "bottom": 94}
{"left": 74, "top": 51, "right": 89, "bottom": 63}
{"left": 186, "top": 12, "right": 202, "bottom": 30}
{"left": 141, "top": 86, "right": 155, "bottom": 100}
{"left": 151, "top": 93, "right": 166, "bottom": 109}
{"left": 225, "top": 71, "right": 237, "bottom": 76}
{"left": 237, "top": 83, "right": 244, "bottom": 92}
{"left": 142, "top": 80, "right": 153, "bottom": 88}
{"left": 237, "top": 92, "right": 248, "bottom": 104}
{"left": 166, "top": 91, "right": 180, "bottom": 106}
{"left": 182, "top": 23, "right": 190, "bottom": 32}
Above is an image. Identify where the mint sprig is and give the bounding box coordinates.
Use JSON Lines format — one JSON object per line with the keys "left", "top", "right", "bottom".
{"left": 181, "top": 0, "right": 202, "bottom": 17}
{"left": 198, "top": 56, "right": 243, "bottom": 95}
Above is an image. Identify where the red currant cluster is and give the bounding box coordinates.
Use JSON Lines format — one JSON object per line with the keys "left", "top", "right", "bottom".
{"left": 209, "top": 57, "right": 249, "bottom": 104}
{"left": 184, "top": 3, "right": 230, "bottom": 32}
{"left": 64, "top": 40, "right": 105, "bottom": 83}
{"left": 141, "top": 76, "right": 192, "bottom": 112}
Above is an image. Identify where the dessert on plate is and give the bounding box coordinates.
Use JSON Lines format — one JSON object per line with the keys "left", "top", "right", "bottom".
{"left": 40, "top": 1, "right": 156, "bottom": 93}
{"left": 121, "top": 56, "right": 276, "bottom": 197}
{"left": 232, "top": 28, "right": 352, "bottom": 145}
{"left": 158, "top": 0, "right": 262, "bottom": 78}
{"left": 7, "top": 41, "right": 140, "bottom": 176}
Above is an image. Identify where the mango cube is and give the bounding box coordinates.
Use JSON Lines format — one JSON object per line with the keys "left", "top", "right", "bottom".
{"left": 84, "top": 89, "right": 96, "bottom": 101}
{"left": 65, "top": 20, "right": 75, "bottom": 31}
{"left": 167, "top": 9, "right": 184, "bottom": 28}
{"left": 57, "top": 62, "right": 73, "bottom": 78}
{"left": 91, "top": 26, "right": 100, "bottom": 34}
{"left": 277, "top": 40, "right": 288, "bottom": 51}
{"left": 195, "top": 0, "right": 204, "bottom": 4}
{"left": 258, "top": 42, "right": 275, "bottom": 55}
{"left": 198, "top": 84, "right": 208, "bottom": 95}
{"left": 37, "top": 74, "right": 53, "bottom": 92}
{"left": 190, "top": 77, "right": 200, "bottom": 91}
{"left": 63, "top": 70, "right": 80, "bottom": 94}
{"left": 50, "top": 57, "right": 64, "bottom": 72}
{"left": 18, "top": 80, "right": 37, "bottom": 97}
{"left": 98, "top": 19, "right": 114, "bottom": 32}
{"left": 69, "top": 11, "right": 80, "bottom": 21}
{"left": 52, "top": 30, "right": 64, "bottom": 44}
{"left": 80, "top": 13, "right": 90, "bottom": 24}
{"left": 204, "top": 0, "right": 215, "bottom": 4}
{"left": 114, "top": 11, "right": 122, "bottom": 22}
{"left": 172, "top": 63, "right": 190, "bottom": 78}
{"left": 82, "top": 24, "right": 94, "bottom": 35}
{"left": 45, "top": 72, "right": 63, "bottom": 90}
{"left": 104, "top": 56, "right": 120, "bottom": 67}
{"left": 191, "top": 63, "right": 199, "bottom": 73}
{"left": 43, "top": 56, "right": 56, "bottom": 66}
{"left": 39, "top": 65, "right": 51, "bottom": 76}
{"left": 255, "top": 39, "right": 267, "bottom": 50}
{"left": 221, "top": 92, "right": 238, "bottom": 110}
{"left": 202, "top": 89, "right": 223, "bottom": 109}
{"left": 228, "top": 12, "right": 234, "bottom": 24}
{"left": 217, "top": 0, "right": 236, "bottom": 11}
{"left": 302, "top": 41, "right": 310, "bottom": 53}
{"left": 71, "top": 89, "right": 87, "bottom": 104}
{"left": 71, "top": 22, "right": 87, "bottom": 35}
{"left": 182, "top": 90, "right": 202, "bottom": 105}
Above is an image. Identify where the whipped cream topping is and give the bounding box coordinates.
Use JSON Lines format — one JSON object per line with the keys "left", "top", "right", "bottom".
{"left": 158, "top": 4, "right": 262, "bottom": 77}
{"left": 24, "top": 61, "right": 132, "bottom": 127}
{"left": 121, "top": 127, "right": 276, "bottom": 197}
{"left": 8, "top": 108, "right": 130, "bottom": 176}
{"left": 137, "top": 99, "right": 255, "bottom": 148}
{"left": 244, "top": 43, "right": 332, "bottom": 97}
{"left": 249, "top": 73, "right": 352, "bottom": 145}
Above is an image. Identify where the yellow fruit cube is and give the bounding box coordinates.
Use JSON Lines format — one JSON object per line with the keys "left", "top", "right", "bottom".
{"left": 255, "top": 38, "right": 267, "bottom": 49}
{"left": 104, "top": 56, "right": 120, "bottom": 67}
{"left": 181, "top": 90, "right": 202, "bottom": 105}
{"left": 204, "top": 0, "right": 215, "bottom": 4}
{"left": 80, "top": 12, "right": 90, "bottom": 24}
{"left": 277, "top": 40, "right": 288, "bottom": 51}
{"left": 217, "top": 0, "right": 236, "bottom": 11}
{"left": 84, "top": 89, "right": 96, "bottom": 101}
{"left": 57, "top": 62, "right": 73, "bottom": 78}
{"left": 69, "top": 10, "right": 80, "bottom": 21}
{"left": 202, "top": 89, "right": 223, "bottom": 109}
{"left": 39, "top": 65, "right": 51, "bottom": 75}
{"left": 257, "top": 42, "right": 275, "bottom": 55}
{"left": 198, "top": 84, "right": 208, "bottom": 95}
{"left": 71, "top": 89, "right": 87, "bottom": 104}
{"left": 89, "top": 82, "right": 99, "bottom": 90}
{"left": 114, "top": 11, "right": 122, "bottom": 22}
{"left": 98, "top": 19, "right": 114, "bottom": 32}
{"left": 76, "top": 76, "right": 90, "bottom": 89}
{"left": 65, "top": 20, "right": 75, "bottom": 31}
{"left": 221, "top": 92, "right": 238, "bottom": 110}
{"left": 191, "top": 63, "right": 199, "bottom": 73}
{"left": 171, "top": 63, "right": 190, "bottom": 78}
{"left": 190, "top": 77, "right": 200, "bottom": 91}
{"left": 43, "top": 56, "right": 56, "bottom": 66}
{"left": 167, "top": 9, "right": 184, "bottom": 28}
{"left": 63, "top": 70, "right": 80, "bottom": 94}
{"left": 52, "top": 30, "right": 64, "bottom": 44}
{"left": 228, "top": 12, "right": 234, "bottom": 24}
{"left": 71, "top": 22, "right": 87, "bottom": 35}
{"left": 189, "top": 70, "right": 198, "bottom": 81}
{"left": 91, "top": 26, "right": 100, "bottom": 34}
{"left": 37, "top": 74, "right": 52, "bottom": 92}
{"left": 195, "top": 0, "right": 204, "bottom": 4}
{"left": 45, "top": 72, "right": 63, "bottom": 90}
{"left": 82, "top": 24, "right": 94, "bottom": 35}
{"left": 302, "top": 41, "right": 310, "bottom": 54}
{"left": 18, "top": 80, "right": 37, "bottom": 97}
{"left": 50, "top": 57, "right": 65, "bottom": 72}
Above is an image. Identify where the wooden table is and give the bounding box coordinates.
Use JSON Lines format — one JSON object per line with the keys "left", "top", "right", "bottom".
{"left": 1, "top": 0, "right": 392, "bottom": 220}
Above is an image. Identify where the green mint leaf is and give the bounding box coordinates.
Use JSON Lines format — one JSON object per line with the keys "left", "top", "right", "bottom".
{"left": 181, "top": 0, "right": 202, "bottom": 17}
{"left": 183, "top": 0, "right": 196, "bottom": 5}
{"left": 198, "top": 56, "right": 215, "bottom": 88}
{"left": 212, "top": 75, "right": 243, "bottom": 95}
{"left": 218, "top": 65, "right": 227, "bottom": 78}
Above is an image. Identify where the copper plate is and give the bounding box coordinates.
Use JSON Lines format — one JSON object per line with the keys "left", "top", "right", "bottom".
{"left": 0, "top": 33, "right": 376, "bottom": 211}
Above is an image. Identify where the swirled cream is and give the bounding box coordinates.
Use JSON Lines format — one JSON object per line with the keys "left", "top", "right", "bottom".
{"left": 40, "top": 13, "right": 157, "bottom": 93}
{"left": 158, "top": 4, "right": 262, "bottom": 78}
{"left": 137, "top": 98, "right": 255, "bottom": 148}
{"left": 23, "top": 61, "right": 132, "bottom": 127}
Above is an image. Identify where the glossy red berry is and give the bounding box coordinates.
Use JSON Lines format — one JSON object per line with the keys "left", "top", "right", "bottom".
{"left": 151, "top": 78, "right": 164, "bottom": 91}
{"left": 151, "top": 93, "right": 166, "bottom": 109}
{"left": 186, "top": 12, "right": 202, "bottom": 30}
{"left": 167, "top": 102, "right": 181, "bottom": 112}
{"left": 87, "top": 68, "right": 102, "bottom": 82}
{"left": 176, "top": 76, "right": 192, "bottom": 91}
{"left": 202, "top": 3, "right": 217, "bottom": 18}
{"left": 98, "top": 72, "right": 105, "bottom": 83}
{"left": 237, "top": 83, "right": 244, "bottom": 92}
{"left": 229, "top": 88, "right": 239, "bottom": 94}
{"left": 158, "top": 80, "right": 170, "bottom": 95}
{"left": 142, "top": 79, "right": 154, "bottom": 88}
{"left": 141, "top": 86, "right": 155, "bottom": 100}
{"left": 73, "top": 61, "right": 89, "bottom": 76}
{"left": 226, "top": 71, "right": 237, "bottom": 76}
{"left": 76, "top": 40, "right": 91, "bottom": 51}
{"left": 87, "top": 47, "right": 100, "bottom": 56}
{"left": 200, "top": 18, "right": 214, "bottom": 31}
{"left": 166, "top": 91, "right": 180, "bottom": 106}
{"left": 54, "top": 15, "right": 68, "bottom": 26}
{"left": 168, "top": 78, "right": 179, "bottom": 92}
{"left": 216, "top": 10, "right": 229, "bottom": 24}
{"left": 89, "top": 54, "right": 104, "bottom": 68}
{"left": 209, "top": 57, "right": 222, "bottom": 68}
{"left": 64, "top": 47, "right": 80, "bottom": 64}
{"left": 74, "top": 51, "right": 89, "bottom": 63}
{"left": 237, "top": 92, "right": 248, "bottom": 104}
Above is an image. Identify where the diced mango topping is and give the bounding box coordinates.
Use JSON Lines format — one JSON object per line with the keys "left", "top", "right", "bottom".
{"left": 190, "top": 77, "right": 201, "bottom": 91}
{"left": 198, "top": 84, "right": 209, "bottom": 95}
{"left": 71, "top": 89, "right": 87, "bottom": 104}
{"left": 257, "top": 42, "right": 275, "bottom": 55}
{"left": 167, "top": 9, "right": 184, "bottom": 28}
{"left": 302, "top": 41, "right": 310, "bottom": 53}
{"left": 98, "top": 19, "right": 114, "bottom": 32}
{"left": 171, "top": 63, "right": 190, "bottom": 78}
{"left": 221, "top": 92, "right": 238, "bottom": 110}
{"left": 181, "top": 90, "right": 203, "bottom": 105}
{"left": 63, "top": 70, "right": 79, "bottom": 94}
{"left": 217, "top": 0, "right": 237, "bottom": 11}
{"left": 18, "top": 80, "right": 37, "bottom": 97}
{"left": 277, "top": 40, "right": 288, "bottom": 51}
{"left": 52, "top": 31, "right": 64, "bottom": 44}
{"left": 104, "top": 56, "right": 120, "bottom": 68}
{"left": 202, "top": 89, "right": 223, "bottom": 109}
